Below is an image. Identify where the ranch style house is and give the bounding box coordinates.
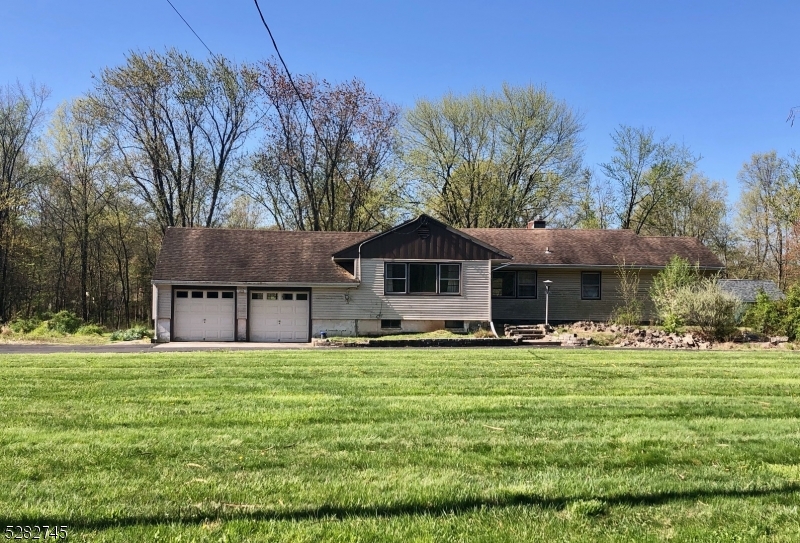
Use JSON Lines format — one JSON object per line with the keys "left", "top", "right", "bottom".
{"left": 151, "top": 214, "right": 724, "bottom": 342}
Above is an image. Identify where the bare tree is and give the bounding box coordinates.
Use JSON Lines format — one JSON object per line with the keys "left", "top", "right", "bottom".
{"left": 0, "top": 82, "right": 49, "bottom": 320}
{"left": 600, "top": 125, "right": 697, "bottom": 234}
{"left": 245, "top": 61, "right": 401, "bottom": 231}
{"left": 88, "top": 49, "right": 258, "bottom": 232}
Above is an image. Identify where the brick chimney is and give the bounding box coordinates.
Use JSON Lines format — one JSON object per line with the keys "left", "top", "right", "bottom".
{"left": 527, "top": 217, "right": 546, "bottom": 229}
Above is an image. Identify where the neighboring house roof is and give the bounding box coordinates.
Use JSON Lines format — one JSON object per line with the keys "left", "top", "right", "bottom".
{"left": 333, "top": 214, "right": 512, "bottom": 261}
{"left": 718, "top": 279, "right": 785, "bottom": 303}
{"left": 463, "top": 228, "right": 724, "bottom": 269}
{"left": 153, "top": 228, "right": 371, "bottom": 284}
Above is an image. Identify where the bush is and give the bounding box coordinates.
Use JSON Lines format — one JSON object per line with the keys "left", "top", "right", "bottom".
{"left": 110, "top": 326, "right": 153, "bottom": 341}
{"left": 650, "top": 256, "right": 700, "bottom": 327}
{"left": 611, "top": 258, "right": 643, "bottom": 326}
{"left": 45, "top": 311, "right": 82, "bottom": 334}
{"left": 673, "top": 279, "right": 741, "bottom": 341}
{"left": 744, "top": 284, "right": 800, "bottom": 341}
{"left": 8, "top": 316, "right": 41, "bottom": 334}
{"left": 76, "top": 324, "right": 105, "bottom": 336}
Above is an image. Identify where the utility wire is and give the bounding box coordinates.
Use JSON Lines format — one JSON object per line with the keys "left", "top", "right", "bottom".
{"left": 253, "top": 0, "right": 358, "bottom": 210}
{"left": 165, "top": 0, "right": 217, "bottom": 59}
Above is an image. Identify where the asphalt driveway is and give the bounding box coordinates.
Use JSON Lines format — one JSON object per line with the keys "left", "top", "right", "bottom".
{"left": 0, "top": 342, "right": 313, "bottom": 354}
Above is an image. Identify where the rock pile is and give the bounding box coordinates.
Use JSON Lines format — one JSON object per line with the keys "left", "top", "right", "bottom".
{"left": 564, "top": 321, "right": 711, "bottom": 350}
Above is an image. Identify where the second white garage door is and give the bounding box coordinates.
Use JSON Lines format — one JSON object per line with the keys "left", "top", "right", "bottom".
{"left": 249, "top": 291, "right": 309, "bottom": 342}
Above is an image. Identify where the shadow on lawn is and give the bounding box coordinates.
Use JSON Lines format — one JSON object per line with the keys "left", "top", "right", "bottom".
{"left": 13, "top": 484, "right": 800, "bottom": 530}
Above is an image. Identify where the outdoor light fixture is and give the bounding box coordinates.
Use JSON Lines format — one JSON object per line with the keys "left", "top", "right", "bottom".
{"left": 543, "top": 280, "right": 553, "bottom": 326}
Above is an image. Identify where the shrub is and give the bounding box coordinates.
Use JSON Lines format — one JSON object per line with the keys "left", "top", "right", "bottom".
{"left": 673, "top": 279, "right": 741, "bottom": 341}
{"left": 76, "top": 324, "right": 105, "bottom": 336}
{"left": 611, "top": 259, "right": 642, "bottom": 326}
{"left": 110, "top": 326, "right": 153, "bottom": 341}
{"left": 744, "top": 284, "right": 800, "bottom": 341}
{"left": 9, "top": 316, "right": 41, "bottom": 334}
{"left": 650, "top": 256, "right": 700, "bottom": 326}
{"left": 743, "top": 290, "right": 782, "bottom": 336}
{"left": 45, "top": 311, "right": 82, "bottom": 334}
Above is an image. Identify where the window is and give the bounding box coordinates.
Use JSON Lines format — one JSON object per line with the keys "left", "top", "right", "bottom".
{"left": 384, "top": 263, "right": 462, "bottom": 295}
{"left": 517, "top": 271, "right": 537, "bottom": 298}
{"left": 439, "top": 264, "right": 461, "bottom": 294}
{"left": 282, "top": 293, "right": 293, "bottom": 300}
{"left": 222, "top": 292, "right": 234, "bottom": 299}
{"left": 385, "top": 263, "right": 407, "bottom": 294}
{"left": 582, "top": 272, "right": 601, "bottom": 300}
{"left": 409, "top": 264, "right": 437, "bottom": 293}
{"left": 296, "top": 293, "right": 308, "bottom": 300}
{"left": 251, "top": 292, "right": 263, "bottom": 300}
{"left": 206, "top": 291, "right": 219, "bottom": 299}
{"left": 445, "top": 320, "right": 464, "bottom": 329}
{"left": 492, "top": 271, "right": 515, "bottom": 297}
{"left": 176, "top": 291, "right": 188, "bottom": 298}
{"left": 266, "top": 293, "right": 278, "bottom": 300}
{"left": 381, "top": 319, "right": 401, "bottom": 329}
{"left": 191, "top": 291, "right": 203, "bottom": 298}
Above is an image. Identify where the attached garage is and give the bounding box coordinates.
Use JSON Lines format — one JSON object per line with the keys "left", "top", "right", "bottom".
{"left": 173, "top": 289, "right": 235, "bottom": 341}
{"left": 249, "top": 290, "right": 309, "bottom": 342}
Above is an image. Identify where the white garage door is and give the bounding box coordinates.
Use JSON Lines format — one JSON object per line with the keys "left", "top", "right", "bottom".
{"left": 249, "top": 291, "right": 309, "bottom": 342}
{"left": 173, "top": 289, "right": 235, "bottom": 341}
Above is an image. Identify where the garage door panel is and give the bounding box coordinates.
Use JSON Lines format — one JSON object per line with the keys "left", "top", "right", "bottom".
{"left": 249, "top": 291, "right": 309, "bottom": 342}
{"left": 173, "top": 289, "right": 235, "bottom": 341}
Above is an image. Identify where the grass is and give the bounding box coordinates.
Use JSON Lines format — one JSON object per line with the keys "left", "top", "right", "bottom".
{"left": 1, "top": 349, "right": 800, "bottom": 541}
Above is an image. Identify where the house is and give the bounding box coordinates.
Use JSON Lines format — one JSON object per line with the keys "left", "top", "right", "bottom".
{"left": 151, "top": 214, "right": 724, "bottom": 342}
{"left": 718, "top": 279, "right": 785, "bottom": 304}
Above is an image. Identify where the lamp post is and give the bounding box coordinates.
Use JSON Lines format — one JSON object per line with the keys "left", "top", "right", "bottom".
{"left": 543, "top": 280, "right": 552, "bottom": 327}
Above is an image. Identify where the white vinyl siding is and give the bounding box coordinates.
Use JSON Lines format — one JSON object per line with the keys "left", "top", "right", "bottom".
{"left": 312, "top": 259, "right": 491, "bottom": 321}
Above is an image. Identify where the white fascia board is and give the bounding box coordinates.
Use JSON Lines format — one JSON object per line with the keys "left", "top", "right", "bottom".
{"left": 151, "top": 280, "right": 360, "bottom": 288}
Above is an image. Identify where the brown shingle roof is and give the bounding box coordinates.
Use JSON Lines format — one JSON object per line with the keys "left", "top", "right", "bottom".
{"left": 463, "top": 228, "right": 724, "bottom": 269}
{"left": 153, "top": 228, "right": 372, "bottom": 283}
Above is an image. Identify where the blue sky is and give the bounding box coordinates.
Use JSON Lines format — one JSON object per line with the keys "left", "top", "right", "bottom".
{"left": 3, "top": 1, "right": 799, "bottom": 205}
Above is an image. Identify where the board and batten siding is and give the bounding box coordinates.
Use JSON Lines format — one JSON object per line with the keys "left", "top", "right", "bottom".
{"left": 312, "top": 259, "right": 491, "bottom": 321}
{"left": 492, "top": 268, "right": 658, "bottom": 322}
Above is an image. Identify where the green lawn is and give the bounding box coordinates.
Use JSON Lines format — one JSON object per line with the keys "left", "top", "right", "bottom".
{"left": 1, "top": 349, "right": 799, "bottom": 542}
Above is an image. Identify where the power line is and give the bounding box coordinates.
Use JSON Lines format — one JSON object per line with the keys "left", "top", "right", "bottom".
{"left": 253, "top": 0, "right": 360, "bottom": 215}
{"left": 165, "top": 0, "right": 217, "bottom": 59}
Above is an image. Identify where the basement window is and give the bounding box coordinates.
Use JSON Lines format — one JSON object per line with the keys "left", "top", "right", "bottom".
{"left": 445, "top": 320, "right": 464, "bottom": 330}
{"left": 381, "top": 319, "right": 401, "bottom": 329}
